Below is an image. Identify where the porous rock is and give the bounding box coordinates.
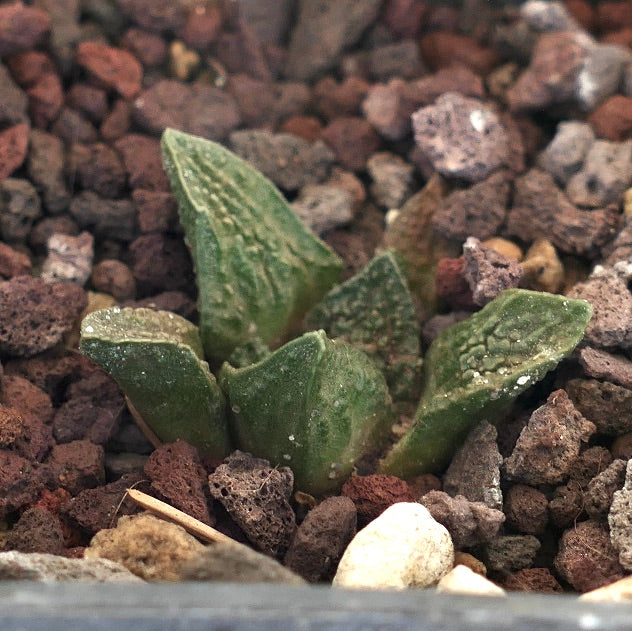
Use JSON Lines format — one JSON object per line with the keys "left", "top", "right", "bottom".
{"left": 291, "top": 184, "right": 353, "bottom": 234}
{"left": 41, "top": 231, "right": 94, "bottom": 286}
{"left": 483, "top": 535, "right": 541, "bottom": 573}
{"left": 504, "top": 390, "right": 596, "bottom": 485}
{"left": 179, "top": 541, "right": 305, "bottom": 585}
{"left": 609, "top": 460, "right": 632, "bottom": 570}
{"left": 46, "top": 440, "right": 105, "bottom": 496}
{"left": 0, "top": 550, "right": 142, "bottom": 582}
{"left": 443, "top": 421, "right": 503, "bottom": 510}
{"left": 208, "top": 451, "right": 296, "bottom": 559}
{"left": 503, "top": 484, "right": 549, "bottom": 535}
{"left": 284, "top": 496, "right": 357, "bottom": 582}
{"left": 366, "top": 151, "right": 414, "bottom": 210}
{"left": 579, "top": 347, "right": 632, "bottom": 390}
{"left": 333, "top": 502, "right": 454, "bottom": 589}
{"left": 502, "top": 568, "right": 563, "bottom": 593}
{"left": 585, "top": 459, "right": 627, "bottom": 519}
{"left": 5, "top": 507, "right": 65, "bottom": 554}
{"left": 0, "top": 178, "right": 42, "bottom": 243}
{"left": 85, "top": 513, "right": 204, "bottom": 581}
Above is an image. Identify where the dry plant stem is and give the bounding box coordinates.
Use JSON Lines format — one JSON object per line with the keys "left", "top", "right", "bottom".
{"left": 125, "top": 395, "right": 163, "bottom": 449}
{"left": 126, "top": 488, "right": 236, "bottom": 545}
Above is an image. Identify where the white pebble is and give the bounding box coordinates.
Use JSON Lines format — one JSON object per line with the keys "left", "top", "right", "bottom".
{"left": 436, "top": 564, "right": 506, "bottom": 597}
{"left": 333, "top": 502, "right": 454, "bottom": 590}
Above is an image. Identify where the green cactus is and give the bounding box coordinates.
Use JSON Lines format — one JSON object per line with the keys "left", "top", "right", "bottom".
{"left": 307, "top": 249, "right": 422, "bottom": 403}
{"left": 379, "top": 289, "right": 592, "bottom": 479}
{"left": 219, "top": 331, "right": 394, "bottom": 495}
{"left": 80, "top": 307, "right": 230, "bottom": 459}
{"left": 161, "top": 128, "right": 343, "bottom": 362}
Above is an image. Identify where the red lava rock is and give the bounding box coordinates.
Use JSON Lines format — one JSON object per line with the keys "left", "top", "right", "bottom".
{"left": 420, "top": 32, "right": 498, "bottom": 75}
{"left": 588, "top": 95, "right": 632, "bottom": 141}
{"left": 64, "top": 472, "right": 145, "bottom": 536}
{"left": 555, "top": 519, "right": 624, "bottom": 592}
{"left": 432, "top": 171, "right": 510, "bottom": 242}
{"left": 0, "top": 403, "right": 52, "bottom": 462}
{"left": 119, "top": 27, "right": 168, "bottom": 68}
{"left": 596, "top": 1, "right": 632, "bottom": 32}
{"left": 0, "top": 374, "right": 53, "bottom": 425}
{"left": 26, "top": 72, "right": 63, "bottom": 129}
{"left": 504, "top": 484, "right": 549, "bottom": 535}
{"left": 77, "top": 41, "right": 143, "bottom": 100}
{"left": 132, "top": 189, "right": 178, "bottom": 234}
{"left": 407, "top": 474, "right": 442, "bottom": 498}
{"left": 0, "top": 123, "right": 29, "bottom": 181}
{"left": 420, "top": 490, "right": 505, "bottom": 548}
{"left": 0, "top": 450, "right": 49, "bottom": 518}
{"left": 114, "top": 134, "right": 169, "bottom": 192}
{"left": 569, "top": 446, "right": 613, "bottom": 487}
{"left": 32, "top": 487, "right": 71, "bottom": 515}
{"left": 279, "top": 115, "right": 323, "bottom": 142}
{"left": 6, "top": 51, "right": 55, "bottom": 88}
{"left": 69, "top": 192, "right": 136, "bottom": 242}
{"left": 100, "top": 99, "right": 133, "bottom": 141}
{"left": 5, "top": 507, "right": 64, "bottom": 554}
{"left": 312, "top": 77, "right": 370, "bottom": 120}
{"left": 91, "top": 259, "right": 136, "bottom": 301}
{"left": 66, "top": 84, "right": 108, "bottom": 125}
{"left": 564, "top": 0, "right": 595, "bottom": 30}
{"left": 341, "top": 474, "right": 414, "bottom": 525}
{"left": 179, "top": 4, "right": 222, "bottom": 51}
{"left": 548, "top": 480, "right": 585, "bottom": 528}
{"left": 68, "top": 143, "right": 127, "bottom": 199}
{"left": 383, "top": 0, "right": 428, "bottom": 38}
{"left": 226, "top": 74, "right": 278, "bottom": 129}
{"left": 507, "top": 168, "right": 620, "bottom": 257}
{"left": 214, "top": 21, "right": 272, "bottom": 82}
{"left": 284, "top": 496, "right": 357, "bottom": 582}
{"left": 129, "top": 233, "right": 194, "bottom": 294}
{"left": 320, "top": 117, "right": 381, "bottom": 172}
{"left": 133, "top": 80, "right": 241, "bottom": 141}
{"left": 46, "top": 440, "right": 105, "bottom": 496}
{"left": 584, "top": 458, "right": 627, "bottom": 519}
{"left": 0, "top": 275, "right": 87, "bottom": 357}
{"left": 144, "top": 441, "right": 214, "bottom": 526}
{"left": 51, "top": 107, "right": 98, "bottom": 145}
{"left": 124, "top": 290, "right": 196, "bottom": 320}
{"left": 0, "top": 3, "right": 50, "bottom": 58}
{"left": 118, "top": 0, "right": 186, "bottom": 35}
{"left": 484, "top": 534, "right": 541, "bottom": 573}
{"left": 462, "top": 236, "right": 523, "bottom": 306}
{"left": 502, "top": 567, "right": 563, "bottom": 593}
{"left": 208, "top": 451, "right": 296, "bottom": 559}
{"left": 0, "top": 63, "right": 27, "bottom": 126}
{"left": 579, "top": 347, "right": 632, "bottom": 390}
{"left": 505, "top": 390, "right": 596, "bottom": 486}
{"left": 0, "top": 242, "right": 31, "bottom": 278}
{"left": 612, "top": 433, "right": 632, "bottom": 460}
{"left": 435, "top": 257, "right": 475, "bottom": 311}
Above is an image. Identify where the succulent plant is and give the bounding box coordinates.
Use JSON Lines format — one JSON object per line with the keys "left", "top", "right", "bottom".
{"left": 79, "top": 128, "right": 592, "bottom": 496}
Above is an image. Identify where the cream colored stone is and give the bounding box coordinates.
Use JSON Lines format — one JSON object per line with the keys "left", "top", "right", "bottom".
{"left": 85, "top": 512, "right": 205, "bottom": 581}
{"left": 454, "top": 551, "right": 487, "bottom": 576}
{"left": 436, "top": 564, "right": 505, "bottom": 597}
{"left": 481, "top": 237, "right": 523, "bottom": 262}
{"left": 520, "top": 239, "right": 564, "bottom": 293}
{"left": 169, "top": 41, "right": 200, "bottom": 81}
{"left": 333, "top": 502, "right": 454, "bottom": 590}
{"left": 623, "top": 188, "right": 632, "bottom": 217}
{"left": 580, "top": 575, "right": 632, "bottom": 602}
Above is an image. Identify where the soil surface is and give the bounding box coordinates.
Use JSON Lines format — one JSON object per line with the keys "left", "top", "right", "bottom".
{"left": 1, "top": 0, "right": 632, "bottom": 596}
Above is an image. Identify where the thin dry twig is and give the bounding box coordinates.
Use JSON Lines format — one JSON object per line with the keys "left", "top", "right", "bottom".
{"left": 125, "top": 396, "right": 163, "bottom": 449}
{"left": 125, "top": 487, "right": 236, "bottom": 545}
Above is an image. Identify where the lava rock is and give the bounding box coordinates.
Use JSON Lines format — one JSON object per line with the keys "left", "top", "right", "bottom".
{"left": 504, "top": 484, "right": 549, "bottom": 535}
{"left": 5, "top": 507, "right": 65, "bottom": 554}
{"left": 46, "top": 440, "right": 105, "bottom": 496}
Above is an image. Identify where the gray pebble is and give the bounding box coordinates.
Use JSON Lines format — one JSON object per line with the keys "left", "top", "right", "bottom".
{"left": 367, "top": 151, "right": 414, "bottom": 209}
{"left": 0, "top": 178, "right": 42, "bottom": 242}
{"left": 520, "top": 0, "right": 579, "bottom": 32}
{"left": 609, "top": 460, "right": 632, "bottom": 570}
{"left": 484, "top": 535, "right": 541, "bottom": 572}
{"left": 292, "top": 183, "right": 353, "bottom": 234}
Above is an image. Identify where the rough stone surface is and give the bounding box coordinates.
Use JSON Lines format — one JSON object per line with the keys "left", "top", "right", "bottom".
{"left": 609, "top": 460, "right": 632, "bottom": 570}
{"left": 284, "top": 496, "right": 357, "bottom": 582}
{"left": 504, "top": 390, "right": 596, "bottom": 486}
{"left": 0, "top": 177, "right": 41, "bottom": 243}
{"left": 366, "top": 151, "right": 413, "bottom": 209}
{"left": 0, "top": 62, "right": 27, "bottom": 125}
{"left": 133, "top": 80, "right": 240, "bottom": 141}
{"left": 555, "top": 519, "right": 624, "bottom": 592}
{"left": 67, "top": 142, "right": 127, "bottom": 199}
{"left": 567, "top": 269, "right": 632, "bottom": 349}
{"left": 0, "top": 275, "right": 87, "bottom": 357}
{"left": 0, "top": 551, "right": 142, "bottom": 582}
{"left": 579, "top": 347, "right": 632, "bottom": 390}
{"left": 589, "top": 95, "right": 632, "bottom": 142}
{"left": 144, "top": 440, "right": 213, "bottom": 526}
{"left": 443, "top": 421, "right": 503, "bottom": 510}
{"left": 0, "top": 123, "right": 29, "bottom": 181}
{"left": 333, "top": 502, "right": 454, "bottom": 589}
{"left": 91, "top": 259, "right": 136, "bottom": 301}
{"left": 41, "top": 231, "right": 94, "bottom": 286}
{"left": 566, "top": 140, "right": 632, "bottom": 208}
{"left": 179, "top": 541, "right": 305, "bottom": 584}
{"left": 291, "top": 184, "right": 353, "bottom": 234}
{"left": 0, "top": 451, "right": 49, "bottom": 518}
{"left": 412, "top": 92, "right": 508, "bottom": 183}
{"left": 320, "top": 116, "right": 381, "bottom": 172}
{"left": 284, "top": 0, "right": 382, "bottom": 81}
{"left": 483, "top": 535, "right": 541, "bottom": 573}
{"left": 0, "top": 3, "right": 50, "bottom": 57}
{"left": 46, "top": 440, "right": 105, "bottom": 496}
{"left": 432, "top": 171, "right": 510, "bottom": 242}
{"left": 114, "top": 133, "right": 169, "bottom": 192}
{"left": 536, "top": 121, "right": 595, "bottom": 184}
{"left": 504, "top": 485, "right": 549, "bottom": 535}
{"left": 5, "top": 507, "right": 65, "bottom": 554}
{"left": 419, "top": 491, "right": 505, "bottom": 548}
{"left": 462, "top": 237, "right": 522, "bottom": 306}
{"left": 585, "top": 458, "right": 627, "bottom": 519}
{"left": 85, "top": 513, "right": 204, "bottom": 581}
{"left": 208, "top": 451, "right": 296, "bottom": 559}
{"left": 341, "top": 474, "right": 414, "bottom": 526}
{"left": 548, "top": 480, "right": 585, "bottom": 528}
{"left": 502, "top": 567, "right": 563, "bottom": 593}
{"left": 70, "top": 192, "right": 136, "bottom": 242}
